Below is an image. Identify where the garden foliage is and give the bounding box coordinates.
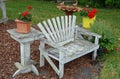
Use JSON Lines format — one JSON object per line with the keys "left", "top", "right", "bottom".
{"left": 90, "top": 20, "right": 116, "bottom": 51}
{"left": 105, "top": 0, "right": 120, "bottom": 8}
{"left": 77, "top": 0, "right": 120, "bottom": 8}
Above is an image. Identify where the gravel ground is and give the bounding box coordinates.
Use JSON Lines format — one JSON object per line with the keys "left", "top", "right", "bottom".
{"left": 0, "top": 20, "right": 102, "bottom": 79}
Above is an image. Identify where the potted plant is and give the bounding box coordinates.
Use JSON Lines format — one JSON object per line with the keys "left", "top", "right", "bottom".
{"left": 80, "top": 7, "right": 97, "bottom": 29}
{"left": 90, "top": 20, "right": 116, "bottom": 55}
{"left": 15, "top": 5, "right": 32, "bottom": 33}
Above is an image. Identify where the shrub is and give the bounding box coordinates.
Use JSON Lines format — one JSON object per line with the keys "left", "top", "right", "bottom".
{"left": 77, "top": 0, "right": 89, "bottom": 6}
{"left": 77, "top": 0, "right": 105, "bottom": 8}
{"left": 105, "top": 0, "right": 120, "bottom": 8}
{"left": 90, "top": 20, "right": 116, "bottom": 51}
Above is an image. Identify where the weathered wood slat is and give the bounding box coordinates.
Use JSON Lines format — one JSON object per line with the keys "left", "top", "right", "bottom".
{"left": 38, "top": 23, "right": 52, "bottom": 42}
{"left": 52, "top": 18, "right": 61, "bottom": 42}
{"left": 56, "top": 16, "right": 63, "bottom": 42}
{"left": 43, "top": 21, "right": 56, "bottom": 42}
{"left": 61, "top": 16, "right": 65, "bottom": 41}
{"left": 48, "top": 38, "right": 99, "bottom": 63}
{"left": 47, "top": 19, "right": 58, "bottom": 42}
{"left": 44, "top": 54, "right": 60, "bottom": 75}
{"left": 65, "top": 16, "right": 68, "bottom": 40}
{"left": 71, "top": 15, "right": 76, "bottom": 38}
{"left": 68, "top": 15, "right": 71, "bottom": 38}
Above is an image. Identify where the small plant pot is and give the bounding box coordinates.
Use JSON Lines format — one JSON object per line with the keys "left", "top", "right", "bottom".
{"left": 82, "top": 16, "right": 96, "bottom": 29}
{"left": 15, "top": 19, "right": 31, "bottom": 34}
{"left": 97, "top": 48, "right": 104, "bottom": 56}
{"left": 97, "top": 48, "right": 108, "bottom": 56}
{"left": 91, "top": 16, "right": 96, "bottom": 25}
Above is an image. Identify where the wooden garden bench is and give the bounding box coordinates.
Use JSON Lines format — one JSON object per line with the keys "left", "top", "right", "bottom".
{"left": 37, "top": 15, "right": 101, "bottom": 78}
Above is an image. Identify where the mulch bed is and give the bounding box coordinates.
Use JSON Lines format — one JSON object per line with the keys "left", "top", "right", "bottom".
{"left": 0, "top": 20, "right": 102, "bottom": 79}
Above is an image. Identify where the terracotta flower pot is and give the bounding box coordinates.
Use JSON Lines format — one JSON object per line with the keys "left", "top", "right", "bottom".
{"left": 15, "top": 19, "right": 31, "bottom": 34}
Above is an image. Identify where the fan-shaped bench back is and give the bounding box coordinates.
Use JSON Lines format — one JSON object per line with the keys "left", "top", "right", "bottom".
{"left": 38, "top": 15, "right": 76, "bottom": 46}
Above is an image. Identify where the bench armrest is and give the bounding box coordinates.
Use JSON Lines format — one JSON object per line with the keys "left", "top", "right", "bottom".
{"left": 75, "top": 25, "right": 102, "bottom": 45}
{"left": 76, "top": 25, "right": 101, "bottom": 38}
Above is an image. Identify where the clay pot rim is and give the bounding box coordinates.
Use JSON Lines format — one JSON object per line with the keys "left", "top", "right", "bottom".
{"left": 15, "top": 19, "right": 30, "bottom": 23}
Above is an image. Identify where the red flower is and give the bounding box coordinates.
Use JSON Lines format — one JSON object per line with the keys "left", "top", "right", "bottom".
{"left": 22, "top": 11, "right": 29, "bottom": 17}
{"left": 115, "top": 47, "right": 119, "bottom": 51}
{"left": 28, "top": 6, "right": 32, "bottom": 10}
{"left": 92, "top": 9, "right": 97, "bottom": 13}
{"left": 88, "top": 12, "right": 95, "bottom": 18}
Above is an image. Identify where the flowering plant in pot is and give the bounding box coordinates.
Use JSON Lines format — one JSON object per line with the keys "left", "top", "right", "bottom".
{"left": 15, "top": 5, "right": 32, "bottom": 33}
{"left": 80, "top": 7, "right": 97, "bottom": 29}
{"left": 90, "top": 20, "right": 116, "bottom": 56}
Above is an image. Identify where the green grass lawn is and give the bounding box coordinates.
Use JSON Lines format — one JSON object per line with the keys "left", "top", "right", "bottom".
{"left": 5, "top": 0, "right": 64, "bottom": 24}
{"left": 2, "top": 0, "right": 120, "bottom": 79}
